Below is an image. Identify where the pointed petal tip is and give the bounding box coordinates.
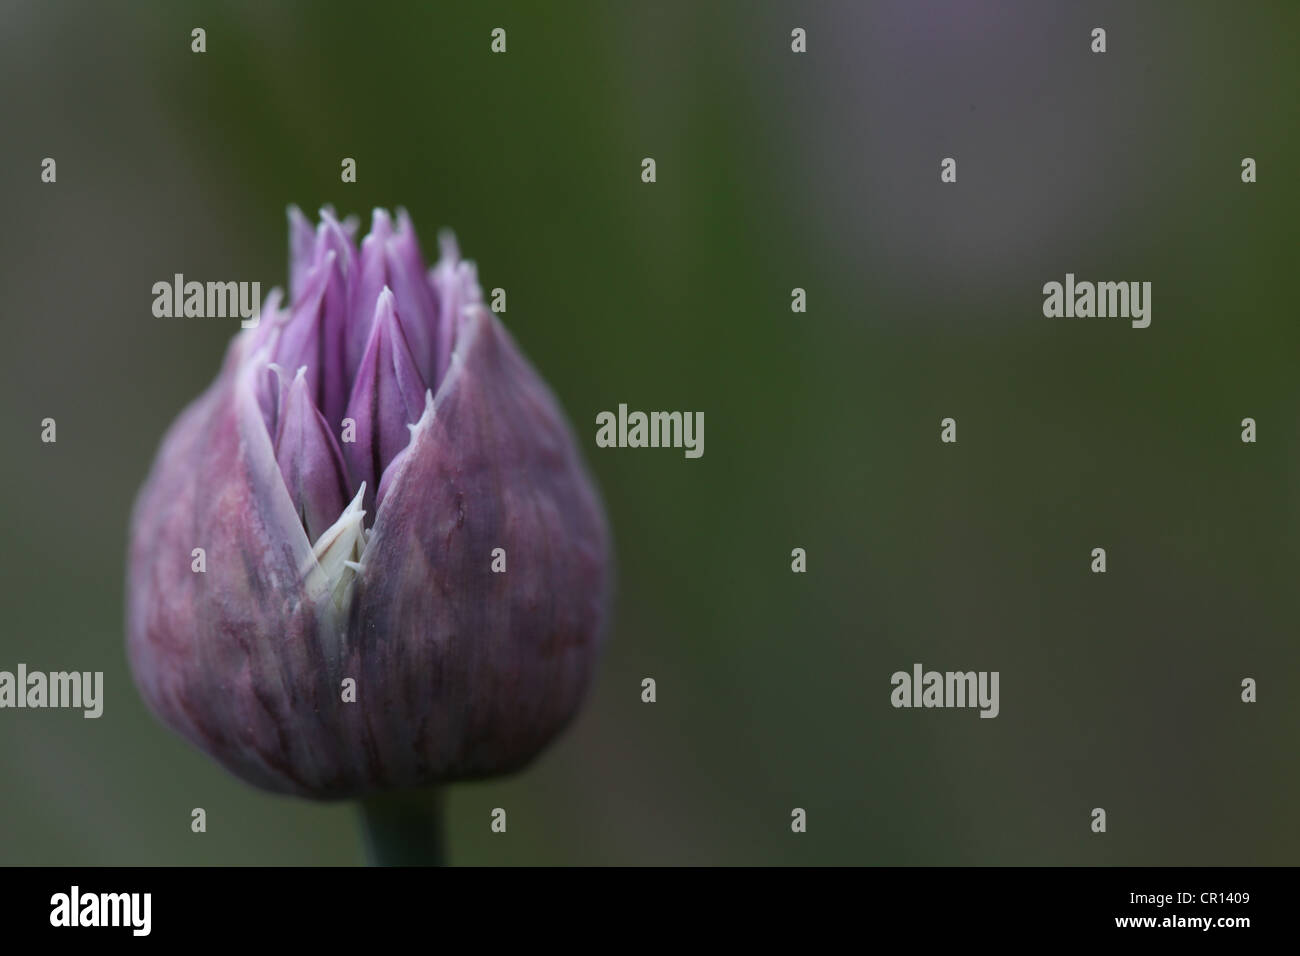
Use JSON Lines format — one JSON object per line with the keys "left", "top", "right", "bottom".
{"left": 437, "top": 229, "right": 460, "bottom": 263}
{"left": 315, "top": 214, "right": 355, "bottom": 271}
{"left": 408, "top": 389, "right": 437, "bottom": 435}
{"left": 371, "top": 286, "right": 399, "bottom": 326}
{"left": 388, "top": 208, "right": 424, "bottom": 258}
{"left": 288, "top": 209, "right": 318, "bottom": 298}
{"left": 310, "top": 479, "right": 369, "bottom": 584}
{"left": 264, "top": 362, "right": 289, "bottom": 393}
{"left": 393, "top": 209, "right": 424, "bottom": 252}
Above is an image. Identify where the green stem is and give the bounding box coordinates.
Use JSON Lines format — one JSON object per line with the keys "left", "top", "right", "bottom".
{"left": 358, "top": 789, "right": 446, "bottom": 866}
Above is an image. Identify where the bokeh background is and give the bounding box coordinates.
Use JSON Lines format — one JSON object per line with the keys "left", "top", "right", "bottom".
{"left": 1, "top": 0, "right": 1297, "bottom": 865}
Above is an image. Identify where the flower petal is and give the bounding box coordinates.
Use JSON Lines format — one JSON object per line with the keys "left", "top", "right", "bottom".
{"left": 429, "top": 231, "right": 483, "bottom": 386}
{"left": 274, "top": 366, "right": 352, "bottom": 545}
{"left": 349, "top": 209, "right": 436, "bottom": 387}
{"left": 126, "top": 335, "right": 355, "bottom": 797}
{"left": 348, "top": 306, "right": 610, "bottom": 785}
{"left": 288, "top": 205, "right": 316, "bottom": 302}
{"left": 273, "top": 252, "right": 351, "bottom": 430}
{"left": 342, "top": 288, "right": 429, "bottom": 513}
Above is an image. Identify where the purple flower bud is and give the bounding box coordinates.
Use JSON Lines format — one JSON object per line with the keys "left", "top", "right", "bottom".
{"left": 127, "top": 209, "right": 611, "bottom": 800}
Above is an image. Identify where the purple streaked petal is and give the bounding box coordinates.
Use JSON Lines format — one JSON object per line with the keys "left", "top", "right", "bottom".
{"left": 429, "top": 232, "right": 484, "bottom": 385}
{"left": 275, "top": 367, "right": 352, "bottom": 544}
{"left": 246, "top": 286, "right": 288, "bottom": 359}
{"left": 383, "top": 240, "right": 437, "bottom": 383}
{"left": 314, "top": 208, "right": 357, "bottom": 276}
{"left": 272, "top": 255, "right": 330, "bottom": 414}
{"left": 342, "top": 288, "right": 429, "bottom": 513}
{"left": 348, "top": 209, "right": 436, "bottom": 387}
{"left": 349, "top": 306, "right": 609, "bottom": 783}
{"left": 348, "top": 233, "right": 388, "bottom": 378}
{"left": 256, "top": 361, "right": 290, "bottom": 440}
{"left": 393, "top": 209, "right": 432, "bottom": 299}
{"left": 314, "top": 211, "right": 357, "bottom": 424}
{"left": 127, "top": 339, "right": 352, "bottom": 797}
{"left": 288, "top": 206, "right": 316, "bottom": 302}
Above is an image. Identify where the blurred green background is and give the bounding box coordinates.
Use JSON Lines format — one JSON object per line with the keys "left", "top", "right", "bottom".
{"left": 2, "top": 0, "right": 1297, "bottom": 865}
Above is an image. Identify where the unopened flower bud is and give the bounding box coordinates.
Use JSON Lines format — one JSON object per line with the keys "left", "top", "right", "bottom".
{"left": 126, "top": 207, "right": 611, "bottom": 800}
